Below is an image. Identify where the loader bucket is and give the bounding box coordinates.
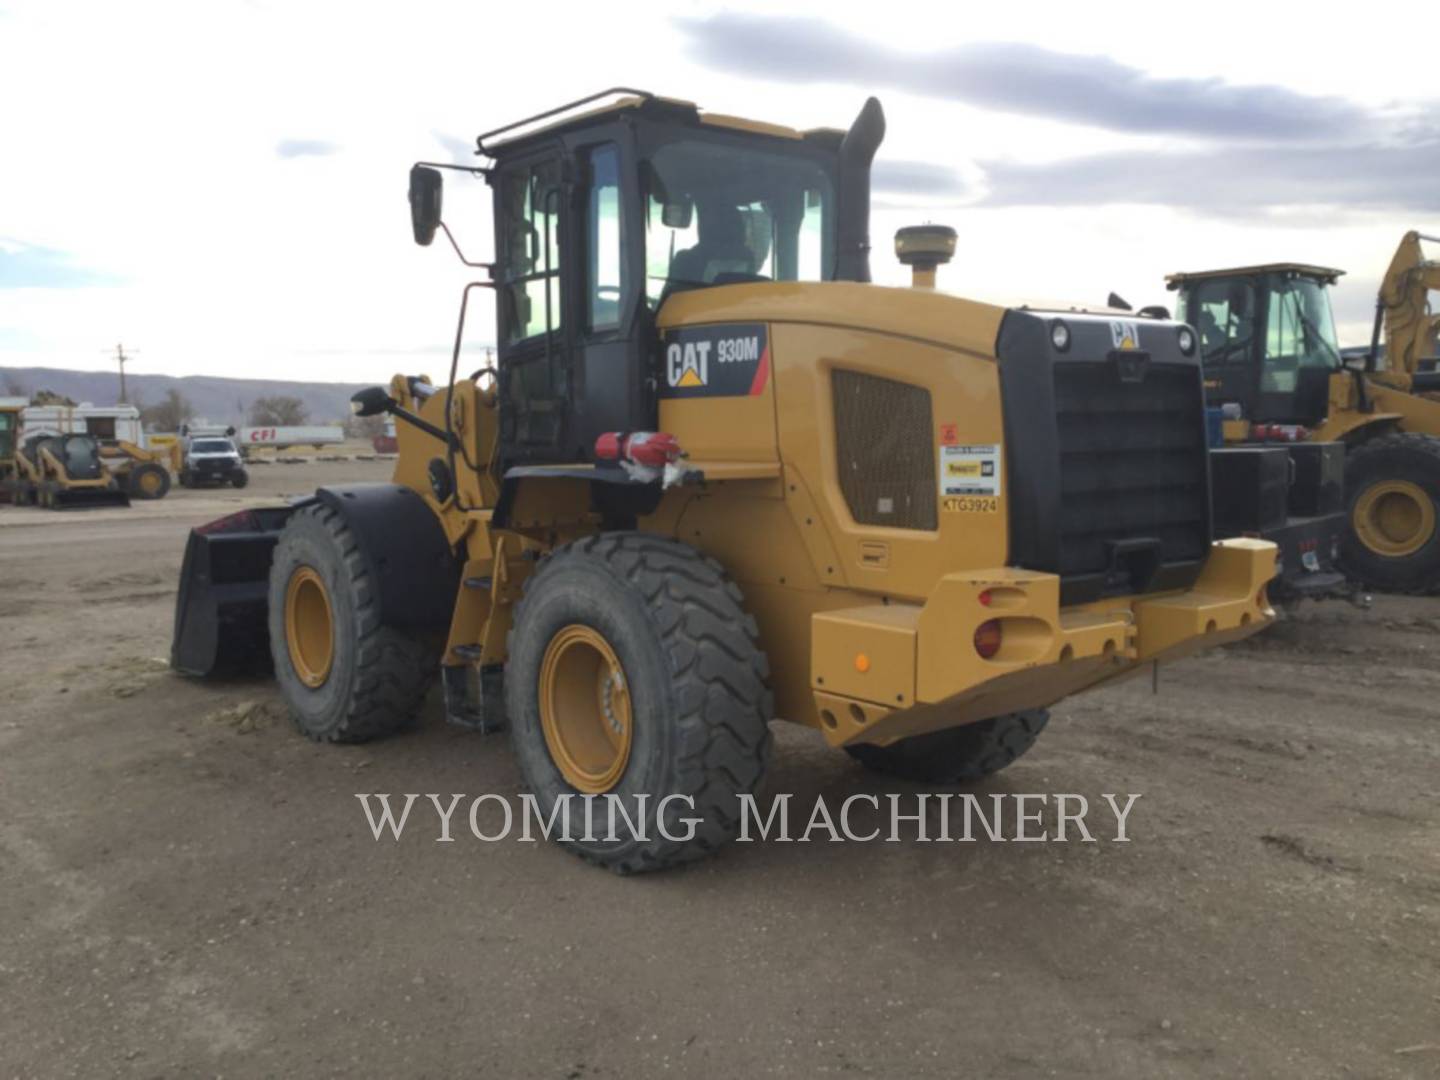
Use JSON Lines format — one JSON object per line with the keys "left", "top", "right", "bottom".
{"left": 171, "top": 506, "right": 295, "bottom": 677}
{"left": 49, "top": 486, "right": 132, "bottom": 510}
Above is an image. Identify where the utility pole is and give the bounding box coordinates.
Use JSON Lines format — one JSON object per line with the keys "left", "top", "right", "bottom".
{"left": 104, "top": 343, "right": 137, "bottom": 404}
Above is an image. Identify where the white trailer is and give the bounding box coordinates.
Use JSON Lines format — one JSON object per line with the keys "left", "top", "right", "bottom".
{"left": 238, "top": 425, "right": 345, "bottom": 454}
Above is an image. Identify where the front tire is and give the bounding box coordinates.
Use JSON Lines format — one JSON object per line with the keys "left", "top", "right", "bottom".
{"left": 268, "top": 503, "right": 440, "bottom": 742}
{"left": 1341, "top": 433, "right": 1440, "bottom": 593}
{"left": 846, "top": 710, "right": 1050, "bottom": 784}
{"left": 231, "top": 469, "right": 249, "bottom": 489}
{"left": 506, "top": 533, "right": 772, "bottom": 873}
{"left": 129, "top": 462, "right": 171, "bottom": 499}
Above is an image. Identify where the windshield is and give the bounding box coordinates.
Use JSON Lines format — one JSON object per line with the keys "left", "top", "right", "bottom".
{"left": 1263, "top": 275, "right": 1340, "bottom": 391}
{"left": 643, "top": 138, "right": 833, "bottom": 308}
{"left": 0, "top": 411, "right": 14, "bottom": 459}
{"left": 192, "top": 439, "right": 235, "bottom": 453}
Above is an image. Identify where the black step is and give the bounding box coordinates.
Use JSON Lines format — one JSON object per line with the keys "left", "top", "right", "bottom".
{"left": 463, "top": 576, "right": 492, "bottom": 589}
{"left": 452, "top": 644, "right": 482, "bottom": 661}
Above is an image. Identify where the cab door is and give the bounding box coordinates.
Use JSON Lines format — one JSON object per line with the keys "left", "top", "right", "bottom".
{"left": 495, "top": 151, "right": 570, "bottom": 463}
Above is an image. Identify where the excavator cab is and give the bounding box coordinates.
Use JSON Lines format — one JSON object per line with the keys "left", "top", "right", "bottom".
{"left": 1168, "top": 263, "right": 1344, "bottom": 426}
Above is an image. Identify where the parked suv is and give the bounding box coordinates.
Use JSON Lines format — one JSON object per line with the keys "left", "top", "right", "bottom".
{"left": 179, "top": 437, "right": 249, "bottom": 489}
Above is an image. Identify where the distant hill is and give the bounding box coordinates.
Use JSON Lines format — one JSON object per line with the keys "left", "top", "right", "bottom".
{"left": 0, "top": 366, "right": 369, "bottom": 426}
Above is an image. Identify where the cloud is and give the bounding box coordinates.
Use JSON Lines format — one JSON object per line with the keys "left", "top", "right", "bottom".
{"left": 673, "top": 15, "right": 1440, "bottom": 217}
{"left": 872, "top": 160, "right": 968, "bottom": 198}
{"left": 431, "top": 131, "right": 475, "bottom": 165}
{"left": 275, "top": 138, "right": 339, "bottom": 159}
{"left": 976, "top": 137, "right": 1440, "bottom": 214}
{"left": 674, "top": 15, "right": 1371, "bottom": 141}
{"left": 0, "top": 240, "right": 117, "bottom": 288}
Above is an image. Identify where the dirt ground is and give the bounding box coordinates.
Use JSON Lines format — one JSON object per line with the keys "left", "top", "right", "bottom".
{"left": 1, "top": 459, "right": 1436, "bottom": 1078}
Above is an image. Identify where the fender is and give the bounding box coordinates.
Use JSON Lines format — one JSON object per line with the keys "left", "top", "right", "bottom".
{"left": 491, "top": 466, "right": 663, "bottom": 531}
{"left": 306, "top": 483, "right": 460, "bottom": 628}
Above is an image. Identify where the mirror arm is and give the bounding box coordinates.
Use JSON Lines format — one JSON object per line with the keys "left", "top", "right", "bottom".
{"left": 388, "top": 404, "right": 451, "bottom": 445}
{"left": 438, "top": 221, "right": 494, "bottom": 273}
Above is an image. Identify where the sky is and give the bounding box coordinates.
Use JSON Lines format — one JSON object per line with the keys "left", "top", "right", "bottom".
{"left": 1, "top": 0, "right": 1436, "bottom": 385}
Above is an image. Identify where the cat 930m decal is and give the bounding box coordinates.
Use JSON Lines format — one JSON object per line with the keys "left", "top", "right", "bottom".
{"left": 658, "top": 323, "right": 770, "bottom": 399}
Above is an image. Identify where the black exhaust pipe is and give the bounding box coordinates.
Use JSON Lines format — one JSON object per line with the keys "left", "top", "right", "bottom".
{"left": 833, "top": 97, "right": 886, "bottom": 284}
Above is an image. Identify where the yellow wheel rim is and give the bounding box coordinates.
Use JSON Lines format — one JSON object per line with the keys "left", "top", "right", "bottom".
{"left": 1353, "top": 479, "right": 1436, "bottom": 558}
{"left": 284, "top": 566, "right": 335, "bottom": 688}
{"left": 538, "top": 624, "right": 633, "bottom": 794}
{"left": 139, "top": 470, "right": 162, "bottom": 496}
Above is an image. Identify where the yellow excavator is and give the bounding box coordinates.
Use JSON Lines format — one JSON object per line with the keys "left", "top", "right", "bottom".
{"left": 1167, "top": 231, "right": 1440, "bottom": 592}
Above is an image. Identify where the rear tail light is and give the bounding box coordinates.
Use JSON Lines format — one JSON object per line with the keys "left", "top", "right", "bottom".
{"left": 974, "top": 619, "right": 1003, "bottom": 659}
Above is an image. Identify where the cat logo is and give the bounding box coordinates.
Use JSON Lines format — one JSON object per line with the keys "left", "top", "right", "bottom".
{"left": 666, "top": 341, "right": 711, "bottom": 388}
{"left": 1110, "top": 319, "right": 1141, "bottom": 351}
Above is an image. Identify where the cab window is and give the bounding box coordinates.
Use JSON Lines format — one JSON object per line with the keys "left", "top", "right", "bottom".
{"left": 642, "top": 138, "right": 833, "bottom": 309}
{"left": 498, "top": 159, "right": 563, "bottom": 344}
{"left": 1263, "top": 276, "right": 1339, "bottom": 391}
{"left": 1184, "top": 279, "right": 1256, "bottom": 369}
{"left": 586, "top": 145, "right": 624, "bottom": 333}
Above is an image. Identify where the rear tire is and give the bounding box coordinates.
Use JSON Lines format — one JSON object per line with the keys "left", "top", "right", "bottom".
{"left": 268, "top": 503, "right": 440, "bottom": 742}
{"left": 1340, "top": 433, "right": 1440, "bottom": 593}
{"left": 846, "top": 709, "right": 1049, "bottom": 784}
{"left": 506, "top": 533, "right": 772, "bottom": 873}
{"left": 128, "top": 462, "right": 171, "bottom": 500}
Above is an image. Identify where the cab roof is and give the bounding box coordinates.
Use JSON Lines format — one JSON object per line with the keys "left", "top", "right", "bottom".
{"left": 1165, "top": 262, "right": 1345, "bottom": 287}
{"left": 476, "top": 87, "right": 845, "bottom": 155}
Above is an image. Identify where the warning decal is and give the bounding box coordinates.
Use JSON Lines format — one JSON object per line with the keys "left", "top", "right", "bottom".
{"left": 940, "top": 443, "right": 1001, "bottom": 498}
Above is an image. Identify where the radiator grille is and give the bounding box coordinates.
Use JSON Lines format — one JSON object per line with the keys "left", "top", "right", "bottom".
{"left": 833, "top": 370, "right": 937, "bottom": 530}
{"left": 1054, "top": 362, "right": 1208, "bottom": 581}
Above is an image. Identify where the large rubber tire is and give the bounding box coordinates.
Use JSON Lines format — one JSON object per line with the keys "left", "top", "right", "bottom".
{"left": 268, "top": 503, "right": 440, "bottom": 742}
{"left": 845, "top": 709, "right": 1050, "bottom": 784}
{"left": 231, "top": 469, "right": 249, "bottom": 489}
{"left": 506, "top": 533, "right": 773, "bottom": 873}
{"left": 128, "top": 462, "right": 171, "bottom": 500}
{"left": 1340, "top": 433, "right": 1440, "bottom": 593}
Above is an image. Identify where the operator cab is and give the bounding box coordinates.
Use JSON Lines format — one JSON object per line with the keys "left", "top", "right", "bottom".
{"left": 407, "top": 88, "right": 882, "bottom": 467}
{"left": 1167, "top": 263, "right": 1344, "bottom": 426}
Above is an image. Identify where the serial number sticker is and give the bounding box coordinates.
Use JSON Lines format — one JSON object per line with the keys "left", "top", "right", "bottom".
{"left": 944, "top": 496, "right": 998, "bottom": 514}
{"left": 939, "top": 443, "right": 1002, "bottom": 498}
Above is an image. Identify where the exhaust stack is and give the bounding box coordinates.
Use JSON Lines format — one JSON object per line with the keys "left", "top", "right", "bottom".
{"left": 895, "top": 224, "right": 957, "bottom": 289}
{"left": 833, "top": 97, "right": 886, "bottom": 283}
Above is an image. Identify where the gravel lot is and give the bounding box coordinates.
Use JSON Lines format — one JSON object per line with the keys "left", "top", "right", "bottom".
{"left": 2, "top": 459, "right": 1436, "bottom": 1077}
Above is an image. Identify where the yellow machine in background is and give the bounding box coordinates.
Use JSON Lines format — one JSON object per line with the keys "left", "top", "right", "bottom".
{"left": 175, "top": 91, "right": 1277, "bottom": 872}
{"left": 19, "top": 404, "right": 176, "bottom": 500}
{"left": 0, "top": 397, "right": 24, "bottom": 504}
{"left": 12, "top": 432, "right": 131, "bottom": 509}
{"left": 1169, "top": 231, "right": 1440, "bottom": 592}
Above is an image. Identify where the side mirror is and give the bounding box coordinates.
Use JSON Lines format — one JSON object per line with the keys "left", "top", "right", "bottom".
{"left": 409, "top": 166, "right": 444, "bottom": 246}
{"left": 351, "top": 386, "right": 396, "bottom": 418}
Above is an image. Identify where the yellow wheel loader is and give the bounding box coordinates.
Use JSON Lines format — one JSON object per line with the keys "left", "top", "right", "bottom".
{"left": 1168, "top": 231, "right": 1440, "bottom": 593}
{"left": 0, "top": 396, "right": 23, "bottom": 504}
{"left": 13, "top": 432, "right": 131, "bottom": 509}
{"left": 173, "top": 90, "right": 1276, "bottom": 872}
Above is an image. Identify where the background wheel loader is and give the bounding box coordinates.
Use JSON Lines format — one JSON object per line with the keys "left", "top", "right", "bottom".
{"left": 173, "top": 90, "right": 1277, "bottom": 872}
{"left": 0, "top": 396, "right": 23, "bottom": 504}
{"left": 1168, "top": 231, "right": 1440, "bottom": 593}
{"left": 13, "top": 432, "right": 131, "bottom": 509}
